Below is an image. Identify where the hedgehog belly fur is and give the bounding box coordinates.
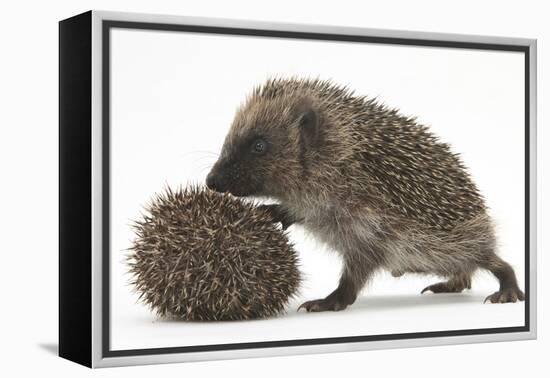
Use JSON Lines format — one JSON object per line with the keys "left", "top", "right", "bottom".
{"left": 299, "top": 202, "right": 495, "bottom": 278}
{"left": 380, "top": 212, "right": 497, "bottom": 277}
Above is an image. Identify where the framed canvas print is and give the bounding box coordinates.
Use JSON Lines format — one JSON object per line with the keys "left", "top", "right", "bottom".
{"left": 59, "top": 10, "right": 537, "bottom": 368}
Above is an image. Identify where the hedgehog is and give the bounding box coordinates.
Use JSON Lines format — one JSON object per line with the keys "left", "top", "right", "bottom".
{"left": 205, "top": 77, "right": 525, "bottom": 312}
{"left": 127, "top": 185, "right": 301, "bottom": 320}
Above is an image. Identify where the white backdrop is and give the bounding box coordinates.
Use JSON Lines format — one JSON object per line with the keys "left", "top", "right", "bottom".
{"left": 1, "top": 1, "right": 547, "bottom": 377}
{"left": 109, "top": 27, "right": 525, "bottom": 350}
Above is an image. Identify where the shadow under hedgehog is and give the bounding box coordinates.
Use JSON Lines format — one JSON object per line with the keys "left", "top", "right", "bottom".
{"left": 206, "top": 77, "right": 525, "bottom": 312}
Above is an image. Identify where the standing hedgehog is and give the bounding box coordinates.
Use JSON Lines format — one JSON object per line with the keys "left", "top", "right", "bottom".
{"left": 206, "top": 77, "right": 524, "bottom": 312}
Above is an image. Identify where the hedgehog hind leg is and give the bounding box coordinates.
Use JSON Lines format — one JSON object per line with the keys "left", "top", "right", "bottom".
{"left": 421, "top": 273, "right": 472, "bottom": 294}
{"left": 480, "top": 254, "right": 525, "bottom": 304}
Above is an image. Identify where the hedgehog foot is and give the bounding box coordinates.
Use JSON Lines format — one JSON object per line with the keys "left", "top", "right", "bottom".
{"left": 484, "top": 287, "right": 525, "bottom": 304}
{"left": 421, "top": 275, "right": 471, "bottom": 294}
{"left": 297, "top": 297, "right": 349, "bottom": 312}
{"left": 257, "top": 204, "right": 300, "bottom": 230}
{"left": 421, "top": 282, "right": 464, "bottom": 294}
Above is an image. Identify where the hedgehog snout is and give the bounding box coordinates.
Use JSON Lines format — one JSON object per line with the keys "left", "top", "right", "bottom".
{"left": 206, "top": 158, "right": 239, "bottom": 193}
{"left": 206, "top": 169, "right": 228, "bottom": 193}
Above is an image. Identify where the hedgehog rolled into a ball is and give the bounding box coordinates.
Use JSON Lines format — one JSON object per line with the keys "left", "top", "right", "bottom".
{"left": 127, "top": 186, "right": 301, "bottom": 321}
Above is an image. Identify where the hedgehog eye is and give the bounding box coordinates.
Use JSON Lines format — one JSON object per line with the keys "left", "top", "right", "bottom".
{"left": 251, "top": 139, "right": 267, "bottom": 155}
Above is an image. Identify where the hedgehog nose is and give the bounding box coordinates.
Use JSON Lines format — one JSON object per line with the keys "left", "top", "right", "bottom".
{"left": 206, "top": 171, "right": 224, "bottom": 192}
{"left": 206, "top": 172, "right": 217, "bottom": 190}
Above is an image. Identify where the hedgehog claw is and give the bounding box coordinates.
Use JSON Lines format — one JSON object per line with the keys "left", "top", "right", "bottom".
{"left": 298, "top": 298, "right": 348, "bottom": 312}
{"left": 297, "top": 302, "right": 308, "bottom": 312}
{"left": 421, "top": 276, "right": 471, "bottom": 295}
{"left": 258, "top": 204, "right": 299, "bottom": 230}
{"left": 484, "top": 287, "right": 525, "bottom": 304}
{"left": 421, "top": 282, "right": 464, "bottom": 294}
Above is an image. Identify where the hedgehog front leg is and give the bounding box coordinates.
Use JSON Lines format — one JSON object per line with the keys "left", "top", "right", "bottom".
{"left": 298, "top": 255, "right": 374, "bottom": 312}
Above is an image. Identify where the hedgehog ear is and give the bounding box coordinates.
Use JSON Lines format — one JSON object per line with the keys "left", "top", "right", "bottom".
{"left": 297, "top": 108, "right": 320, "bottom": 148}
